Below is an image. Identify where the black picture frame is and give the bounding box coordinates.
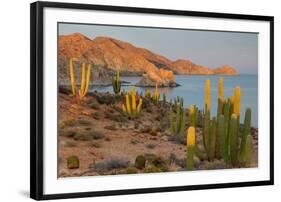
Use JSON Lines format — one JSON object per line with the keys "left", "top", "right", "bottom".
{"left": 30, "top": 1, "right": 274, "bottom": 200}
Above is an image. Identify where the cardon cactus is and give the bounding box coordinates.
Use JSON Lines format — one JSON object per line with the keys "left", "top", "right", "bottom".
{"left": 152, "top": 83, "right": 160, "bottom": 105}
{"left": 112, "top": 69, "right": 121, "bottom": 94}
{"left": 229, "top": 114, "right": 239, "bottom": 166}
{"left": 69, "top": 58, "right": 91, "bottom": 99}
{"left": 239, "top": 108, "right": 252, "bottom": 160}
{"left": 186, "top": 127, "right": 196, "bottom": 170}
{"left": 122, "top": 92, "right": 142, "bottom": 118}
{"left": 145, "top": 89, "right": 151, "bottom": 98}
{"left": 209, "top": 117, "right": 217, "bottom": 161}
{"left": 169, "top": 101, "right": 186, "bottom": 142}
{"left": 216, "top": 78, "right": 224, "bottom": 158}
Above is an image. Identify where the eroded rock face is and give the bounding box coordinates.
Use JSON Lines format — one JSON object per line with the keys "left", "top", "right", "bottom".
{"left": 212, "top": 65, "right": 239, "bottom": 75}
{"left": 58, "top": 33, "right": 239, "bottom": 85}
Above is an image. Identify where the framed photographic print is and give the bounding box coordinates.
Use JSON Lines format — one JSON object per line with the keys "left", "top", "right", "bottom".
{"left": 30, "top": 1, "right": 274, "bottom": 200}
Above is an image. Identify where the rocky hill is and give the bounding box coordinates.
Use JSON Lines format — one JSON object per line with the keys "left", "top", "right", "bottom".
{"left": 58, "top": 33, "right": 239, "bottom": 86}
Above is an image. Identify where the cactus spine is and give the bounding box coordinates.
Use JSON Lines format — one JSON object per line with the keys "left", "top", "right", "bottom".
{"left": 112, "top": 69, "right": 121, "bottom": 94}
{"left": 186, "top": 127, "right": 196, "bottom": 171}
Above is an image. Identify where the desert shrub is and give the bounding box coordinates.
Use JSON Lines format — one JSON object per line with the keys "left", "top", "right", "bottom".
{"left": 90, "top": 102, "right": 100, "bottom": 110}
{"left": 104, "top": 124, "right": 116, "bottom": 131}
{"left": 88, "top": 141, "right": 102, "bottom": 148}
{"left": 119, "top": 167, "right": 138, "bottom": 174}
{"left": 77, "top": 118, "right": 92, "bottom": 125}
{"left": 140, "top": 126, "right": 152, "bottom": 133}
{"left": 96, "top": 94, "right": 115, "bottom": 105}
{"left": 84, "top": 127, "right": 92, "bottom": 131}
{"left": 92, "top": 111, "right": 103, "bottom": 120}
{"left": 67, "top": 156, "right": 79, "bottom": 169}
{"left": 135, "top": 155, "right": 146, "bottom": 169}
{"left": 146, "top": 143, "right": 156, "bottom": 149}
{"left": 144, "top": 165, "right": 161, "bottom": 173}
{"left": 64, "top": 141, "right": 77, "bottom": 147}
{"left": 62, "top": 118, "right": 76, "bottom": 127}
{"left": 105, "top": 112, "right": 127, "bottom": 122}
{"left": 130, "top": 139, "right": 139, "bottom": 145}
{"left": 61, "top": 130, "right": 77, "bottom": 137}
{"left": 74, "top": 130, "right": 104, "bottom": 141}
{"left": 93, "top": 158, "right": 129, "bottom": 172}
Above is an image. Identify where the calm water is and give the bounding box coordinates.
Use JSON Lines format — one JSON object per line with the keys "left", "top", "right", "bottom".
{"left": 89, "top": 75, "right": 258, "bottom": 127}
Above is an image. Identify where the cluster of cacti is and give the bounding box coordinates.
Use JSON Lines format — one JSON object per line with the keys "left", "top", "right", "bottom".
{"left": 173, "top": 96, "right": 183, "bottom": 108}
{"left": 200, "top": 78, "right": 253, "bottom": 167}
{"left": 186, "top": 127, "right": 196, "bottom": 170}
{"left": 145, "top": 89, "right": 151, "bottom": 99}
{"left": 162, "top": 92, "right": 167, "bottom": 104}
{"left": 112, "top": 69, "right": 121, "bottom": 94}
{"left": 152, "top": 83, "right": 160, "bottom": 105}
{"left": 69, "top": 58, "right": 91, "bottom": 99}
{"left": 122, "top": 90, "right": 143, "bottom": 118}
{"left": 169, "top": 99, "right": 186, "bottom": 142}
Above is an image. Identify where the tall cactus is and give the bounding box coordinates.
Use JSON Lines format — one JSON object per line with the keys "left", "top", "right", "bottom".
{"left": 186, "top": 127, "right": 196, "bottom": 171}
{"left": 239, "top": 108, "right": 251, "bottom": 160}
{"left": 209, "top": 117, "right": 217, "bottom": 161}
{"left": 69, "top": 58, "right": 77, "bottom": 96}
{"left": 112, "top": 69, "right": 121, "bottom": 94}
{"left": 229, "top": 114, "right": 239, "bottom": 166}
{"left": 169, "top": 101, "right": 186, "bottom": 142}
{"left": 69, "top": 58, "right": 91, "bottom": 99}
{"left": 203, "top": 79, "right": 211, "bottom": 155}
{"left": 216, "top": 78, "right": 224, "bottom": 158}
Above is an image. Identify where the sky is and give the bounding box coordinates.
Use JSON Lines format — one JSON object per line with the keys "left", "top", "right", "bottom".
{"left": 59, "top": 23, "right": 258, "bottom": 74}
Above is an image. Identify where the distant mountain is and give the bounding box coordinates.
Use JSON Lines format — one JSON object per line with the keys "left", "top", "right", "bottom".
{"left": 58, "top": 33, "right": 238, "bottom": 86}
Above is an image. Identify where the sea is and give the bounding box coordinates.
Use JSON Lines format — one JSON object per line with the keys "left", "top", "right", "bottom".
{"left": 89, "top": 75, "right": 258, "bottom": 127}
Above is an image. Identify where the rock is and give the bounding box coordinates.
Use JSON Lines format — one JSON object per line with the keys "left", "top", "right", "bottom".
{"left": 212, "top": 65, "right": 239, "bottom": 75}
{"left": 135, "top": 155, "right": 146, "bottom": 169}
{"left": 67, "top": 156, "right": 79, "bottom": 169}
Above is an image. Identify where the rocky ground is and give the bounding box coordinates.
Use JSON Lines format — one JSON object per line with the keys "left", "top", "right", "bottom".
{"left": 58, "top": 90, "right": 258, "bottom": 178}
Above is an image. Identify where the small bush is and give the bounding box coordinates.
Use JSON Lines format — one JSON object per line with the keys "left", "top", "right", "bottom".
{"left": 67, "top": 156, "right": 79, "bottom": 169}
{"left": 146, "top": 143, "right": 156, "bottom": 149}
{"left": 61, "top": 130, "right": 77, "bottom": 137}
{"left": 90, "top": 102, "right": 100, "bottom": 110}
{"left": 77, "top": 118, "right": 92, "bottom": 126}
{"left": 144, "top": 165, "right": 161, "bottom": 173}
{"left": 64, "top": 141, "right": 77, "bottom": 147}
{"left": 63, "top": 118, "right": 76, "bottom": 127}
{"left": 93, "top": 158, "right": 129, "bottom": 171}
{"left": 88, "top": 141, "right": 102, "bottom": 148}
{"left": 119, "top": 167, "right": 138, "bottom": 174}
{"left": 135, "top": 155, "right": 146, "bottom": 169}
{"left": 92, "top": 111, "right": 103, "bottom": 120}
{"left": 104, "top": 124, "right": 116, "bottom": 131}
{"left": 74, "top": 130, "right": 105, "bottom": 141}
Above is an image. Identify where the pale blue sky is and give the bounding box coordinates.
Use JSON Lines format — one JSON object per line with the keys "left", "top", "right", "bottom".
{"left": 59, "top": 23, "right": 258, "bottom": 74}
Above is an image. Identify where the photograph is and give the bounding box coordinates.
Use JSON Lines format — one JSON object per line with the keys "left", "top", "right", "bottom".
{"left": 57, "top": 23, "right": 259, "bottom": 177}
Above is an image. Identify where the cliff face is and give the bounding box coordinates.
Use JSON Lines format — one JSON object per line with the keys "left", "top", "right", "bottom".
{"left": 58, "top": 33, "right": 239, "bottom": 85}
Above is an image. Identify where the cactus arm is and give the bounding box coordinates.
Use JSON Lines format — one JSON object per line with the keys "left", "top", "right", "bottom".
{"left": 82, "top": 64, "right": 91, "bottom": 97}
{"left": 205, "top": 79, "right": 211, "bottom": 111}
{"left": 234, "top": 86, "right": 241, "bottom": 116}
{"left": 132, "top": 93, "right": 136, "bottom": 115}
{"left": 125, "top": 94, "right": 131, "bottom": 115}
{"left": 203, "top": 109, "right": 210, "bottom": 155}
{"left": 69, "top": 58, "right": 76, "bottom": 96}
{"left": 79, "top": 63, "right": 86, "bottom": 97}
{"left": 136, "top": 98, "right": 142, "bottom": 114}
{"left": 122, "top": 104, "right": 127, "bottom": 114}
